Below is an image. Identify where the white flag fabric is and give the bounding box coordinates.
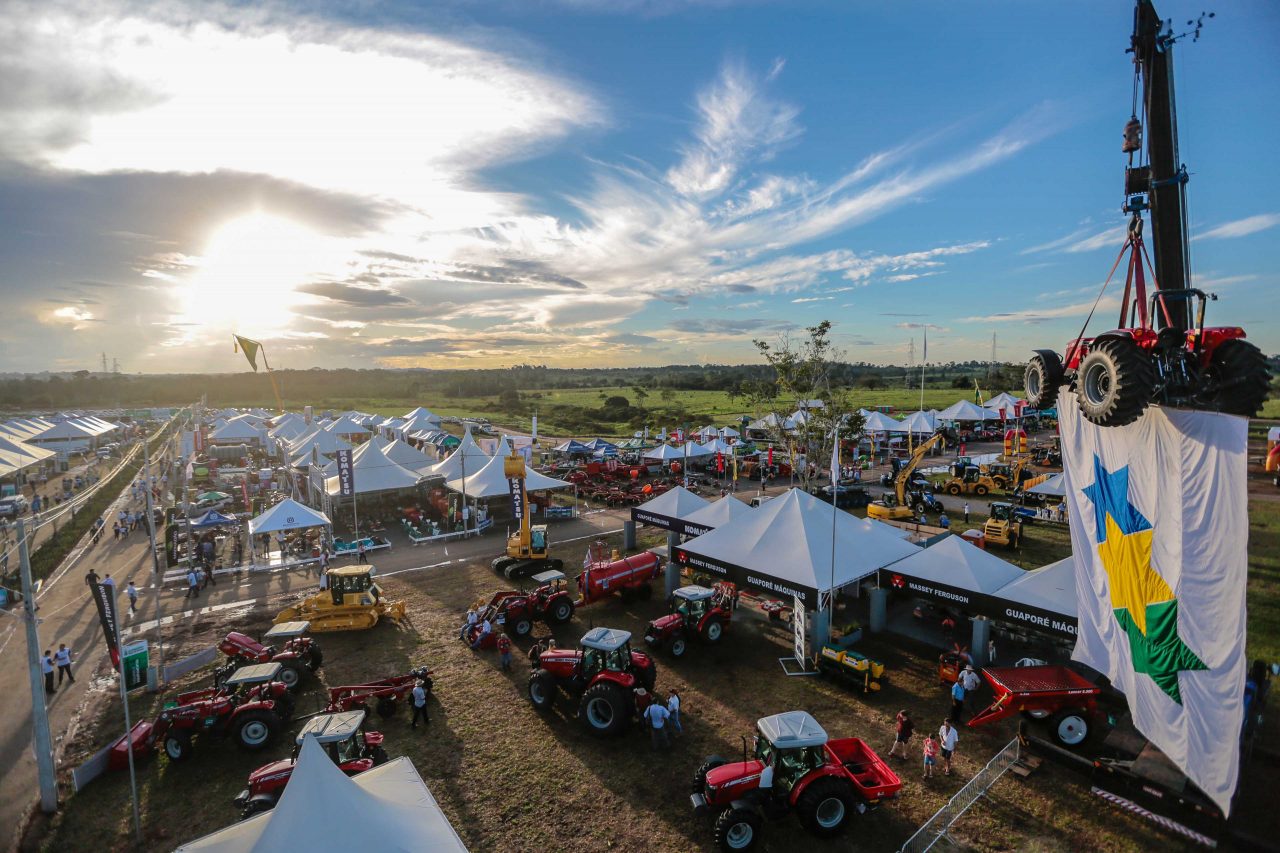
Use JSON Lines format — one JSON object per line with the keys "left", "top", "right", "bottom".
{"left": 1059, "top": 402, "right": 1248, "bottom": 814}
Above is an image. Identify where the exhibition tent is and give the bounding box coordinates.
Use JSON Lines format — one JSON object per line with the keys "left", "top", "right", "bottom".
{"left": 861, "top": 411, "right": 900, "bottom": 433}
{"left": 936, "top": 400, "right": 1000, "bottom": 422}
{"left": 444, "top": 453, "right": 571, "bottom": 499}
{"left": 676, "top": 488, "right": 920, "bottom": 608}
{"left": 402, "top": 406, "right": 442, "bottom": 425}
{"left": 719, "top": 426, "right": 740, "bottom": 438}
{"left": 209, "top": 419, "right": 264, "bottom": 444}
{"left": 249, "top": 498, "right": 332, "bottom": 535}
{"left": 0, "top": 434, "right": 55, "bottom": 467}
{"left": 643, "top": 444, "right": 684, "bottom": 462}
{"left": 894, "top": 411, "right": 937, "bottom": 433}
{"left": 584, "top": 438, "right": 618, "bottom": 452}
{"left": 1027, "top": 472, "right": 1066, "bottom": 496}
{"left": 879, "top": 533, "right": 1024, "bottom": 594}
{"left": 324, "top": 440, "right": 421, "bottom": 496}
{"left": 695, "top": 426, "right": 720, "bottom": 440}
{"left": 700, "top": 438, "right": 733, "bottom": 455}
{"left": 324, "top": 416, "right": 373, "bottom": 440}
{"left": 428, "top": 428, "right": 490, "bottom": 480}
{"left": 993, "top": 556, "right": 1077, "bottom": 623}
{"left": 382, "top": 439, "right": 435, "bottom": 475}
{"left": 984, "top": 392, "right": 1024, "bottom": 412}
{"left": 681, "top": 441, "right": 714, "bottom": 458}
{"left": 554, "top": 439, "right": 590, "bottom": 454}
{"left": 176, "top": 735, "right": 467, "bottom": 853}
{"left": 191, "top": 510, "right": 238, "bottom": 528}
{"left": 288, "top": 430, "right": 352, "bottom": 462}
{"left": 630, "top": 486, "right": 711, "bottom": 535}
{"left": 681, "top": 495, "right": 753, "bottom": 537}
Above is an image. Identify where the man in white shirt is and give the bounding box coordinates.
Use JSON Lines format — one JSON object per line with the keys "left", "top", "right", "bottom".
{"left": 959, "top": 665, "right": 982, "bottom": 711}
{"left": 410, "top": 679, "right": 429, "bottom": 729}
{"left": 469, "top": 618, "right": 492, "bottom": 649}
{"left": 938, "top": 719, "right": 959, "bottom": 776}
{"left": 54, "top": 644, "right": 74, "bottom": 685}
{"left": 643, "top": 694, "right": 670, "bottom": 750}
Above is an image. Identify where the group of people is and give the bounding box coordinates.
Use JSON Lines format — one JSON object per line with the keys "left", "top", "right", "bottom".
{"left": 110, "top": 507, "right": 148, "bottom": 541}
{"left": 40, "top": 644, "right": 76, "bottom": 695}
{"left": 887, "top": 709, "right": 962, "bottom": 781}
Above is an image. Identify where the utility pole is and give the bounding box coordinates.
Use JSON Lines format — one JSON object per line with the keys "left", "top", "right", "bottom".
{"left": 906, "top": 338, "right": 915, "bottom": 390}
{"left": 18, "top": 519, "right": 58, "bottom": 814}
{"left": 101, "top": 352, "right": 108, "bottom": 373}
{"left": 143, "top": 438, "right": 163, "bottom": 670}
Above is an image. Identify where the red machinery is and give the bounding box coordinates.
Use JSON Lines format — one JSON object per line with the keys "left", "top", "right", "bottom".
{"left": 967, "top": 664, "right": 1102, "bottom": 749}
{"left": 527, "top": 627, "right": 657, "bottom": 737}
{"left": 147, "top": 663, "right": 293, "bottom": 762}
{"left": 691, "top": 711, "right": 901, "bottom": 852}
{"left": 323, "top": 665, "right": 434, "bottom": 718}
{"left": 217, "top": 621, "right": 322, "bottom": 691}
{"left": 644, "top": 583, "right": 735, "bottom": 657}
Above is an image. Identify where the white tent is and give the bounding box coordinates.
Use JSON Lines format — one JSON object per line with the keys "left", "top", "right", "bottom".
{"left": 288, "top": 430, "right": 352, "bottom": 462}
{"left": 402, "top": 406, "right": 442, "bottom": 425}
{"left": 883, "top": 533, "right": 1024, "bottom": 593}
{"left": 699, "top": 437, "right": 733, "bottom": 454}
{"left": 681, "top": 441, "right": 715, "bottom": 458}
{"left": 678, "top": 488, "right": 920, "bottom": 606}
{"left": 428, "top": 428, "right": 490, "bottom": 480}
{"left": 382, "top": 439, "right": 436, "bottom": 475}
{"left": 719, "top": 426, "right": 740, "bottom": 438}
{"left": 630, "top": 486, "right": 711, "bottom": 533}
{"left": 681, "top": 495, "right": 754, "bottom": 536}
{"left": 860, "top": 411, "right": 900, "bottom": 433}
{"left": 249, "top": 499, "right": 331, "bottom": 535}
{"left": 324, "top": 415, "right": 373, "bottom": 439}
{"left": 324, "top": 441, "right": 421, "bottom": 496}
{"left": 28, "top": 419, "right": 112, "bottom": 442}
{"left": 784, "top": 409, "right": 810, "bottom": 429}
{"left": 994, "top": 556, "right": 1077, "bottom": 620}
{"left": 176, "top": 735, "right": 467, "bottom": 853}
{"left": 746, "top": 413, "right": 782, "bottom": 432}
{"left": 984, "top": 392, "right": 1024, "bottom": 412}
{"left": 695, "top": 425, "right": 720, "bottom": 440}
{"left": 643, "top": 444, "right": 685, "bottom": 461}
{"left": 894, "top": 411, "right": 937, "bottom": 433}
{"left": 209, "top": 419, "right": 264, "bottom": 444}
{"left": 1027, "top": 471, "right": 1066, "bottom": 497}
{"left": 444, "top": 453, "right": 570, "bottom": 498}
{"left": 936, "top": 399, "right": 1000, "bottom": 422}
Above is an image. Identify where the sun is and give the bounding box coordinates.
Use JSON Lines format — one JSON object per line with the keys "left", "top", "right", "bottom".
{"left": 179, "top": 213, "right": 328, "bottom": 338}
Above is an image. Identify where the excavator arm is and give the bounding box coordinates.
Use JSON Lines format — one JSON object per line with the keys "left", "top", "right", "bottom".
{"left": 894, "top": 433, "right": 943, "bottom": 506}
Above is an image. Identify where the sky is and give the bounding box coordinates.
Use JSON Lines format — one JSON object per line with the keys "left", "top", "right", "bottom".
{"left": 1, "top": 0, "right": 1277, "bottom": 374}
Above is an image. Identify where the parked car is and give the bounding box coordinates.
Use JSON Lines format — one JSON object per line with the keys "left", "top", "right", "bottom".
{"left": 0, "top": 496, "right": 30, "bottom": 518}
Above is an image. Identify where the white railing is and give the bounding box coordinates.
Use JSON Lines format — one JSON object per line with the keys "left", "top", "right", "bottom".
{"left": 898, "top": 737, "right": 1021, "bottom": 853}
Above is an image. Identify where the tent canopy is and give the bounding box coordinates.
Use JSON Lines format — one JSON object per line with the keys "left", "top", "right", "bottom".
{"left": 209, "top": 420, "right": 263, "bottom": 443}
{"left": 681, "top": 495, "right": 754, "bottom": 537}
{"left": 894, "top": 411, "right": 937, "bottom": 433}
{"left": 381, "top": 439, "right": 435, "bottom": 475}
{"left": 936, "top": 400, "right": 1000, "bottom": 422}
{"left": 630, "top": 486, "right": 711, "bottom": 534}
{"left": 677, "top": 488, "right": 919, "bottom": 608}
{"left": 643, "top": 443, "right": 684, "bottom": 461}
{"left": 681, "top": 441, "right": 714, "bottom": 458}
{"left": 860, "top": 411, "right": 900, "bottom": 433}
{"left": 881, "top": 534, "right": 1024, "bottom": 593}
{"left": 249, "top": 499, "right": 332, "bottom": 535}
{"left": 554, "top": 439, "right": 590, "bottom": 454}
{"left": 324, "top": 441, "right": 421, "bottom": 496}
{"left": 984, "top": 392, "right": 1024, "bottom": 412}
{"left": 176, "top": 735, "right": 467, "bottom": 853}
{"left": 1027, "top": 472, "right": 1066, "bottom": 496}
{"left": 191, "top": 510, "right": 238, "bottom": 528}
{"left": 995, "top": 556, "right": 1077, "bottom": 620}
{"left": 444, "top": 453, "right": 570, "bottom": 498}
{"left": 324, "top": 415, "right": 373, "bottom": 437}
{"left": 402, "top": 406, "right": 442, "bottom": 424}
{"left": 428, "top": 427, "right": 490, "bottom": 480}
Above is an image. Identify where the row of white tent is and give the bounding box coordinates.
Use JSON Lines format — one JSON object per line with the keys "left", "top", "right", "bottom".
{"left": 0, "top": 415, "right": 123, "bottom": 476}
{"left": 744, "top": 393, "right": 1030, "bottom": 438}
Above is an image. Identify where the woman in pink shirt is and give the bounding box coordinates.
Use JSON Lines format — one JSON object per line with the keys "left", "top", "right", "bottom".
{"left": 922, "top": 733, "right": 939, "bottom": 780}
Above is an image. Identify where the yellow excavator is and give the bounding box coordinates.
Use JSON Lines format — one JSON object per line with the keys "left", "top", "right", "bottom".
{"left": 492, "top": 453, "right": 565, "bottom": 580}
{"left": 275, "top": 565, "right": 407, "bottom": 632}
{"left": 868, "top": 433, "right": 945, "bottom": 521}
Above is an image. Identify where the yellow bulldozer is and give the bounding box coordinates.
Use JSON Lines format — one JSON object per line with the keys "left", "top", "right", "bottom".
{"left": 275, "top": 565, "right": 407, "bottom": 632}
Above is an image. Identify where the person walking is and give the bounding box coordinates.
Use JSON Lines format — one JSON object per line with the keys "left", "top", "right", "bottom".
{"left": 126, "top": 581, "right": 139, "bottom": 613}
{"left": 667, "top": 689, "right": 683, "bottom": 735}
{"left": 643, "top": 695, "right": 671, "bottom": 750}
{"left": 527, "top": 638, "right": 544, "bottom": 669}
{"left": 938, "top": 719, "right": 959, "bottom": 776}
{"left": 496, "top": 633, "right": 513, "bottom": 671}
{"left": 356, "top": 541, "right": 368, "bottom": 564}
{"left": 986, "top": 638, "right": 997, "bottom": 667}
{"left": 42, "top": 650, "right": 55, "bottom": 694}
{"left": 185, "top": 568, "right": 200, "bottom": 599}
{"left": 922, "top": 733, "right": 939, "bottom": 781}
{"left": 318, "top": 548, "right": 330, "bottom": 577}
{"left": 960, "top": 664, "right": 982, "bottom": 712}
{"left": 887, "top": 709, "right": 914, "bottom": 760}
{"left": 410, "top": 679, "right": 429, "bottom": 729}
{"left": 85, "top": 568, "right": 100, "bottom": 588}
{"left": 54, "top": 644, "right": 74, "bottom": 685}
{"left": 963, "top": 502, "right": 970, "bottom": 524}
{"left": 950, "top": 674, "right": 966, "bottom": 723}
{"left": 102, "top": 573, "right": 116, "bottom": 592}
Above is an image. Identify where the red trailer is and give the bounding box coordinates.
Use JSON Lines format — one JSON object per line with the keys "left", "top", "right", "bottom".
{"left": 323, "top": 665, "right": 434, "bottom": 718}
{"left": 967, "top": 665, "right": 1102, "bottom": 749}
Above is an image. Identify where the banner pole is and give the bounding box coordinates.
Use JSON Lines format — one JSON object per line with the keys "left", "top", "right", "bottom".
{"left": 111, "top": 601, "right": 142, "bottom": 841}
{"left": 18, "top": 519, "right": 58, "bottom": 813}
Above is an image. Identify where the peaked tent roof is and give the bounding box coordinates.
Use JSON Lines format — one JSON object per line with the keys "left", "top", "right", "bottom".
{"left": 984, "top": 392, "right": 1024, "bottom": 411}
{"left": 210, "top": 419, "right": 264, "bottom": 442}
{"left": 324, "top": 441, "right": 421, "bottom": 496}
{"left": 681, "top": 441, "right": 714, "bottom": 458}
{"left": 681, "top": 495, "right": 753, "bottom": 537}
{"left": 861, "top": 411, "right": 901, "bottom": 433}
{"left": 643, "top": 443, "right": 685, "bottom": 461}
{"left": 584, "top": 438, "right": 618, "bottom": 451}
{"left": 324, "top": 415, "right": 373, "bottom": 437}
{"left": 936, "top": 399, "right": 1000, "bottom": 421}
{"left": 894, "top": 411, "right": 937, "bottom": 433}
{"left": 427, "top": 427, "right": 490, "bottom": 480}
{"left": 288, "top": 430, "right": 353, "bottom": 461}
{"left": 176, "top": 735, "right": 467, "bottom": 853}
{"left": 402, "top": 406, "right": 442, "bottom": 424}
{"left": 1027, "top": 472, "right": 1066, "bottom": 496}
{"left": 191, "top": 510, "right": 238, "bottom": 528}
{"left": 630, "top": 485, "right": 711, "bottom": 534}
{"left": 29, "top": 419, "right": 111, "bottom": 441}
{"left": 994, "top": 556, "right": 1077, "bottom": 619}
{"left": 700, "top": 437, "right": 733, "bottom": 454}
{"left": 249, "top": 498, "right": 332, "bottom": 535}
{"left": 678, "top": 488, "right": 920, "bottom": 605}
{"left": 747, "top": 413, "right": 782, "bottom": 430}
{"left": 0, "top": 434, "right": 55, "bottom": 466}
{"left": 382, "top": 439, "right": 436, "bottom": 475}
{"left": 719, "top": 426, "right": 740, "bottom": 438}
{"left": 444, "top": 453, "right": 570, "bottom": 498}
{"left": 554, "top": 439, "right": 590, "bottom": 453}
{"left": 883, "top": 533, "right": 1025, "bottom": 593}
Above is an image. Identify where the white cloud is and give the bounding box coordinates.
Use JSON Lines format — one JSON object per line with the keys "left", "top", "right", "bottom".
{"left": 1193, "top": 213, "right": 1280, "bottom": 241}
{"left": 791, "top": 296, "right": 832, "bottom": 303}
{"left": 1022, "top": 225, "right": 1125, "bottom": 255}
{"left": 959, "top": 296, "right": 1120, "bottom": 324}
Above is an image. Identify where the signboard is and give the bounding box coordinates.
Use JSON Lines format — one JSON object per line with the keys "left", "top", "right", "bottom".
{"left": 121, "top": 639, "right": 149, "bottom": 691}
{"left": 508, "top": 477, "right": 525, "bottom": 522}
{"left": 881, "top": 570, "right": 1077, "bottom": 638}
{"left": 793, "top": 596, "right": 809, "bottom": 664}
{"left": 90, "top": 582, "right": 121, "bottom": 668}
{"left": 334, "top": 449, "right": 354, "bottom": 498}
{"left": 193, "top": 425, "right": 206, "bottom": 452}
{"left": 673, "top": 546, "right": 819, "bottom": 606}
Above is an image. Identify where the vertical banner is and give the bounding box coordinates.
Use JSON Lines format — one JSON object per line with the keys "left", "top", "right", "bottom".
{"left": 792, "top": 596, "right": 809, "bottom": 664}
{"left": 240, "top": 478, "right": 250, "bottom": 511}
{"left": 531, "top": 413, "right": 538, "bottom": 442}
{"left": 90, "top": 582, "right": 121, "bottom": 668}
{"left": 1059, "top": 402, "right": 1248, "bottom": 815}
{"left": 303, "top": 405, "right": 313, "bottom": 425}
{"left": 334, "top": 448, "right": 354, "bottom": 498}
{"left": 194, "top": 425, "right": 207, "bottom": 452}
{"left": 121, "top": 640, "right": 149, "bottom": 691}
{"left": 508, "top": 476, "right": 525, "bottom": 522}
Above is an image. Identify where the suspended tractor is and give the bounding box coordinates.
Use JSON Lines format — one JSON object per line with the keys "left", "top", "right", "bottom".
{"left": 527, "top": 627, "right": 657, "bottom": 737}
{"left": 868, "top": 435, "right": 945, "bottom": 521}
{"left": 940, "top": 463, "right": 999, "bottom": 497}
{"left": 644, "top": 583, "right": 735, "bottom": 658}
{"left": 1024, "top": 1, "right": 1269, "bottom": 427}
{"left": 493, "top": 454, "right": 565, "bottom": 579}
{"left": 274, "top": 565, "right": 406, "bottom": 632}
{"left": 217, "top": 621, "right": 322, "bottom": 691}
{"left": 690, "top": 711, "right": 902, "bottom": 852}
{"left": 234, "top": 710, "right": 389, "bottom": 819}
{"left": 983, "top": 502, "right": 1023, "bottom": 548}
{"left": 147, "top": 663, "right": 292, "bottom": 762}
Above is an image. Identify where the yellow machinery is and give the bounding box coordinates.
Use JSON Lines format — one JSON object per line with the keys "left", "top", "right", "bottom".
{"left": 985, "top": 457, "right": 1030, "bottom": 492}
{"left": 867, "top": 434, "right": 944, "bottom": 521}
{"left": 492, "top": 453, "right": 564, "bottom": 580}
{"left": 275, "top": 566, "right": 407, "bottom": 632}
{"left": 941, "top": 463, "right": 1000, "bottom": 497}
{"left": 983, "top": 502, "right": 1023, "bottom": 548}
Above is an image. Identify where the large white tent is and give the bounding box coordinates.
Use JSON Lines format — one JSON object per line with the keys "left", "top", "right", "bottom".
{"left": 699, "top": 437, "right": 733, "bottom": 455}
{"left": 249, "top": 498, "right": 332, "bottom": 535}
{"left": 677, "top": 488, "right": 920, "bottom": 608}
{"left": 860, "top": 411, "right": 901, "bottom": 433}
{"left": 936, "top": 399, "right": 1000, "bottom": 422}
{"left": 994, "top": 556, "right": 1077, "bottom": 621}
{"left": 681, "top": 441, "right": 715, "bottom": 458}
{"left": 402, "top": 406, "right": 442, "bottom": 425}
{"left": 176, "top": 735, "right": 467, "bottom": 853}
{"left": 984, "top": 392, "right": 1024, "bottom": 412}
{"left": 444, "top": 453, "right": 570, "bottom": 498}
{"left": 324, "top": 440, "right": 421, "bottom": 496}
{"left": 880, "top": 533, "right": 1024, "bottom": 594}
{"left": 1027, "top": 472, "right": 1066, "bottom": 496}
{"left": 893, "top": 411, "right": 937, "bottom": 434}
{"left": 324, "top": 415, "right": 373, "bottom": 440}
{"left": 428, "top": 428, "right": 490, "bottom": 480}
{"left": 288, "top": 429, "right": 352, "bottom": 460}
{"left": 630, "top": 485, "right": 710, "bottom": 534}
{"left": 681, "top": 495, "right": 754, "bottom": 537}
{"left": 643, "top": 443, "right": 685, "bottom": 461}
{"left": 382, "top": 439, "right": 436, "bottom": 475}
{"left": 209, "top": 419, "right": 264, "bottom": 444}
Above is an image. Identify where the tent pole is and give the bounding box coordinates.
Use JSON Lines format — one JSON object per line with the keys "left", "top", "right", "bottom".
{"left": 828, "top": 426, "right": 839, "bottom": 643}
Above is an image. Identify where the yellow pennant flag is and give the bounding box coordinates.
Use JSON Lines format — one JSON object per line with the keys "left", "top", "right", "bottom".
{"left": 233, "top": 335, "right": 262, "bottom": 373}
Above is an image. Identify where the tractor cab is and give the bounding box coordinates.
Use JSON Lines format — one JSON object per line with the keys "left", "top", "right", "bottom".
{"left": 528, "top": 569, "right": 567, "bottom": 599}
{"left": 674, "top": 585, "right": 715, "bottom": 624}
{"left": 264, "top": 621, "right": 311, "bottom": 645}
{"left": 293, "top": 710, "right": 371, "bottom": 766}
{"left": 327, "top": 566, "right": 382, "bottom": 607}
{"left": 580, "top": 627, "right": 634, "bottom": 676}
{"left": 223, "top": 662, "right": 284, "bottom": 699}
{"left": 989, "top": 502, "right": 1017, "bottom": 523}
{"left": 754, "top": 711, "right": 830, "bottom": 795}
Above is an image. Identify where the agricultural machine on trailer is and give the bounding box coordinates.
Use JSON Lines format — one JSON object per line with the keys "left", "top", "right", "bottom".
{"left": 323, "top": 665, "right": 434, "bottom": 719}
{"left": 274, "top": 565, "right": 406, "bottom": 632}
{"left": 148, "top": 663, "right": 293, "bottom": 762}
{"left": 1024, "top": 0, "right": 1269, "bottom": 425}
{"left": 868, "top": 434, "right": 945, "bottom": 521}
{"left": 234, "top": 710, "right": 389, "bottom": 819}
{"left": 493, "top": 453, "right": 565, "bottom": 580}
{"left": 527, "top": 627, "right": 657, "bottom": 737}
{"left": 690, "top": 711, "right": 901, "bottom": 852}
{"left": 815, "top": 645, "right": 885, "bottom": 694}
{"left": 967, "top": 664, "right": 1102, "bottom": 749}
{"left": 644, "top": 583, "right": 735, "bottom": 658}
{"left": 217, "top": 621, "right": 322, "bottom": 690}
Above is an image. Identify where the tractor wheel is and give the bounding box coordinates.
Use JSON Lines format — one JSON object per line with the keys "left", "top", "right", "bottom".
{"left": 1020, "top": 709, "right": 1050, "bottom": 721}
{"left": 240, "top": 796, "right": 277, "bottom": 821}
{"left": 276, "top": 661, "right": 303, "bottom": 691}
{"left": 1205, "top": 339, "right": 1270, "bottom": 417}
{"left": 549, "top": 599, "right": 574, "bottom": 624}
{"left": 946, "top": 484, "right": 961, "bottom": 496}
{"left": 235, "top": 710, "right": 280, "bottom": 752}
{"left": 619, "top": 587, "right": 635, "bottom": 603}
{"left": 1049, "top": 709, "right": 1090, "bottom": 748}
{"left": 703, "top": 618, "right": 724, "bottom": 644}
{"left": 1076, "top": 338, "right": 1153, "bottom": 427}
{"left": 370, "top": 745, "right": 389, "bottom": 765}
{"left": 669, "top": 636, "right": 688, "bottom": 658}
{"left": 974, "top": 485, "right": 989, "bottom": 497}
{"left": 1024, "top": 352, "right": 1064, "bottom": 410}
{"left": 796, "top": 777, "right": 856, "bottom": 838}
{"left": 913, "top": 502, "right": 927, "bottom": 516}
{"left": 528, "top": 670, "right": 557, "bottom": 711}
{"left": 692, "top": 756, "right": 728, "bottom": 794}
{"left": 509, "top": 615, "right": 533, "bottom": 637}
{"left": 308, "top": 648, "right": 323, "bottom": 671}
{"left": 164, "top": 731, "right": 194, "bottom": 762}
{"left": 578, "top": 682, "right": 630, "bottom": 737}
{"left": 713, "top": 807, "right": 762, "bottom": 852}
{"left": 376, "top": 697, "right": 398, "bottom": 719}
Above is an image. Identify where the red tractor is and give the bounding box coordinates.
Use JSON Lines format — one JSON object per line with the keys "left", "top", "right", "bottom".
{"left": 644, "top": 583, "right": 735, "bottom": 658}
{"left": 217, "top": 620, "right": 322, "bottom": 691}
{"left": 323, "top": 665, "right": 434, "bottom": 719}
{"left": 690, "top": 711, "right": 902, "bottom": 852}
{"left": 148, "top": 663, "right": 292, "bottom": 762}
{"left": 527, "top": 627, "right": 657, "bottom": 737}
{"left": 233, "top": 710, "right": 388, "bottom": 819}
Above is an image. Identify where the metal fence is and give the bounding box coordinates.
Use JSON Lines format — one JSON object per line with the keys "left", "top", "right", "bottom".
{"left": 158, "top": 646, "right": 217, "bottom": 684}
{"left": 898, "top": 737, "right": 1022, "bottom": 853}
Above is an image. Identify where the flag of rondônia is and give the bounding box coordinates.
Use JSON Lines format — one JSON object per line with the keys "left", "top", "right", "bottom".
{"left": 1059, "top": 402, "right": 1248, "bottom": 815}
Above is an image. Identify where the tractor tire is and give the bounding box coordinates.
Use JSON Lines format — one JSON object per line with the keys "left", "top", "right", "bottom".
{"left": 713, "top": 807, "right": 762, "bottom": 852}
{"left": 308, "top": 648, "right": 323, "bottom": 671}
{"left": 528, "top": 670, "right": 557, "bottom": 711}
{"left": 974, "top": 485, "right": 989, "bottom": 497}
{"left": 509, "top": 615, "right": 533, "bottom": 637}
{"left": 578, "top": 682, "right": 630, "bottom": 737}
{"left": 1049, "top": 708, "right": 1090, "bottom": 749}
{"left": 235, "top": 710, "right": 280, "bottom": 752}
{"left": 795, "top": 777, "right": 856, "bottom": 838}
{"left": 619, "top": 587, "right": 635, "bottom": 603}
{"left": 164, "top": 730, "right": 194, "bottom": 762}
{"left": 702, "top": 618, "right": 724, "bottom": 644}
{"left": 239, "top": 796, "right": 277, "bottom": 821}
{"left": 370, "top": 745, "right": 390, "bottom": 765}
{"left": 669, "top": 636, "right": 688, "bottom": 658}
{"left": 376, "top": 696, "right": 398, "bottom": 719}
{"left": 548, "top": 599, "right": 574, "bottom": 624}
{"left": 1020, "top": 709, "right": 1051, "bottom": 721}
{"left": 692, "top": 756, "right": 728, "bottom": 794}
{"left": 276, "top": 661, "right": 303, "bottom": 691}
{"left": 1024, "top": 351, "right": 1064, "bottom": 410}
{"left": 1206, "top": 339, "right": 1270, "bottom": 417}
{"left": 1076, "top": 338, "right": 1153, "bottom": 427}
{"left": 946, "top": 484, "right": 961, "bottom": 496}
{"left": 913, "top": 502, "right": 928, "bottom": 516}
